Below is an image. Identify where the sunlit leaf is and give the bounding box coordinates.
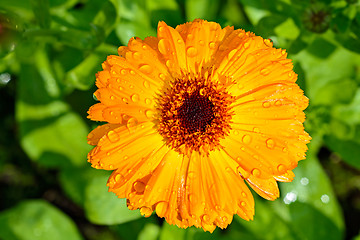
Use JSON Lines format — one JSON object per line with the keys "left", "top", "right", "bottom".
{"left": 84, "top": 173, "right": 142, "bottom": 225}
{"left": 0, "top": 200, "right": 83, "bottom": 240}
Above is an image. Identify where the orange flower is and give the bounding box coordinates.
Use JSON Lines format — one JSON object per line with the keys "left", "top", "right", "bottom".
{"left": 87, "top": 19, "right": 311, "bottom": 232}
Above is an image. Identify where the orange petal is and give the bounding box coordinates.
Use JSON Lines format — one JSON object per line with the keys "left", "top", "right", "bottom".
{"left": 246, "top": 175, "right": 279, "bottom": 200}
{"left": 88, "top": 121, "right": 164, "bottom": 170}
{"left": 87, "top": 123, "right": 123, "bottom": 145}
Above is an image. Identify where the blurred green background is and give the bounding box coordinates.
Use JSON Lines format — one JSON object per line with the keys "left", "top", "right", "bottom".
{"left": 0, "top": 0, "right": 360, "bottom": 239}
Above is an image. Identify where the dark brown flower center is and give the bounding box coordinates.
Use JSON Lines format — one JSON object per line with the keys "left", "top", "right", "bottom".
{"left": 156, "top": 75, "right": 234, "bottom": 155}
{"left": 178, "top": 91, "right": 214, "bottom": 133}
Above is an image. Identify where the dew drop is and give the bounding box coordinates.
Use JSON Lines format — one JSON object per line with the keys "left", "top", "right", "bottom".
{"left": 241, "top": 192, "right": 247, "bottom": 197}
{"left": 253, "top": 127, "right": 260, "bottom": 133}
{"left": 209, "top": 42, "right": 216, "bottom": 49}
{"left": 143, "top": 80, "right": 150, "bottom": 89}
{"left": 277, "top": 164, "right": 286, "bottom": 173}
{"left": 158, "top": 26, "right": 164, "bottom": 32}
{"left": 242, "top": 134, "right": 252, "bottom": 144}
{"left": 252, "top": 168, "right": 261, "bottom": 177}
{"left": 243, "top": 42, "right": 250, "bottom": 49}
{"left": 233, "top": 130, "right": 239, "bottom": 136}
{"left": 127, "top": 118, "right": 138, "bottom": 132}
{"left": 133, "top": 52, "right": 142, "bottom": 60}
{"left": 139, "top": 64, "right": 152, "bottom": 74}
{"left": 260, "top": 68, "right": 270, "bottom": 76}
{"left": 199, "top": 40, "right": 205, "bottom": 46}
{"left": 133, "top": 181, "right": 146, "bottom": 193}
{"left": 110, "top": 95, "right": 115, "bottom": 101}
{"left": 225, "top": 167, "right": 232, "bottom": 173}
{"left": 131, "top": 94, "right": 140, "bottom": 102}
{"left": 262, "top": 101, "right": 271, "bottom": 108}
{"left": 177, "top": 39, "right": 182, "bottom": 44}
{"left": 158, "top": 39, "right": 170, "bottom": 55}
{"left": 107, "top": 130, "right": 119, "bottom": 143}
{"left": 275, "top": 100, "right": 282, "bottom": 106}
{"left": 145, "top": 110, "right": 155, "bottom": 119}
{"left": 237, "top": 83, "right": 244, "bottom": 89}
{"left": 266, "top": 138, "right": 275, "bottom": 149}
{"left": 202, "top": 214, "right": 210, "bottom": 222}
{"left": 188, "top": 194, "right": 198, "bottom": 204}
{"left": 158, "top": 73, "right": 166, "bottom": 80}
{"left": 115, "top": 174, "right": 121, "bottom": 182}
{"left": 109, "top": 164, "right": 114, "bottom": 169}
{"left": 187, "top": 34, "right": 194, "bottom": 40}
{"left": 122, "top": 98, "right": 128, "bottom": 104}
{"left": 120, "top": 69, "right": 127, "bottom": 75}
{"left": 145, "top": 98, "right": 152, "bottom": 105}
{"left": 186, "top": 46, "right": 198, "bottom": 57}
{"left": 155, "top": 202, "right": 168, "bottom": 217}
{"left": 140, "top": 206, "right": 153, "bottom": 217}
{"left": 240, "top": 201, "right": 246, "bottom": 207}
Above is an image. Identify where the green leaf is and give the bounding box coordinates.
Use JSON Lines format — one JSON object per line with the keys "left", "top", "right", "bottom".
{"left": 280, "top": 135, "right": 345, "bottom": 238}
{"left": 294, "top": 35, "right": 360, "bottom": 107}
{"left": 59, "top": 167, "right": 100, "bottom": 206}
{"left": 159, "top": 222, "right": 216, "bottom": 240}
{"left": 234, "top": 198, "right": 298, "bottom": 240}
{"left": 323, "top": 89, "right": 360, "bottom": 170}
{"left": 16, "top": 64, "right": 91, "bottom": 168}
{"left": 0, "top": 200, "right": 83, "bottom": 240}
{"left": 185, "top": 0, "right": 220, "bottom": 21}
{"left": 30, "top": 0, "right": 51, "bottom": 28}
{"left": 147, "top": 0, "right": 183, "bottom": 28}
{"left": 138, "top": 223, "right": 161, "bottom": 240}
{"left": 84, "top": 173, "right": 142, "bottom": 225}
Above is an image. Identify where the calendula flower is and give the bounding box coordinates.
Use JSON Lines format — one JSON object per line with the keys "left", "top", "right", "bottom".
{"left": 87, "top": 19, "right": 311, "bottom": 232}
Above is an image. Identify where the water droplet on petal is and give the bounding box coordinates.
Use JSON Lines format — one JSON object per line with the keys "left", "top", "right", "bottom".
{"left": 120, "top": 69, "right": 127, "bottom": 75}
{"left": 199, "top": 40, "right": 205, "bottom": 46}
{"left": 277, "top": 164, "right": 286, "bottom": 173}
{"left": 133, "top": 52, "right": 142, "bottom": 60}
{"left": 159, "top": 73, "right": 166, "bottom": 80}
{"left": 131, "top": 94, "right": 140, "bottom": 102}
{"left": 243, "top": 42, "right": 250, "bottom": 49}
{"left": 133, "top": 181, "right": 146, "bottom": 193}
{"left": 266, "top": 138, "right": 275, "bottom": 149}
{"left": 242, "top": 134, "right": 252, "bottom": 144}
{"left": 144, "top": 110, "right": 155, "bottom": 119}
{"left": 130, "top": 70, "right": 136, "bottom": 75}
{"left": 240, "top": 201, "right": 246, "bottom": 207}
{"left": 188, "top": 193, "right": 198, "bottom": 204}
{"left": 115, "top": 174, "right": 122, "bottom": 182}
{"left": 252, "top": 168, "right": 261, "bottom": 177}
{"left": 233, "top": 130, "right": 239, "bottom": 136}
{"left": 139, "top": 64, "right": 152, "bottom": 74}
{"left": 145, "top": 98, "right": 152, "bottom": 105}
{"left": 209, "top": 42, "right": 216, "bottom": 49}
{"left": 253, "top": 127, "right": 260, "bottom": 133}
{"left": 140, "top": 206, "right": 153, "bottom": 217}
{"left": 202, "top": 214, "right": 210, "bottom": 223}
{"left": 155, "top": 202, "right": 168, "bottom": 217}
{"left": 158, "top": 39, "right": 170, "bottom": 55}
{"left": 127, "top": 118, "right": 138, "bottom": 132}
{"left": 275, "top": 100, "right": 282, "bottom": 106}
{"left": 142, "top": 80, "right": 150, "bottom": 89}
{"left": 187, "top": 34, "right": 194, "bottom": 40}
{"left": 237, "top": 83, "right": 244, "bottom": 89}
{"left": 186, "top": 46, "right": 198, "bottom": 57}
{"left": 107, "top": 130, "right": 119, "bottom": 143}
{"left": 260, "top": 68, "right": 270, "bottom": 76}
{"left": 241, "top": 192, "right": 247, "bottom": 197}
{"left": 262, "top": 101, "right": 271, "bottom": 108}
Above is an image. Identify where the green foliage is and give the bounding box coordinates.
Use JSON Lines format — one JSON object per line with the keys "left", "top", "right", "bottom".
{"left": 1, "top": 0, "right": 360, "bottom": 239}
